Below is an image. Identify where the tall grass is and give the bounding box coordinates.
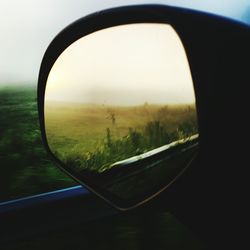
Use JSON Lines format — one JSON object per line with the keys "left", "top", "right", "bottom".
{"left": 47, "top": 103, "right": 198, "bottom": 173}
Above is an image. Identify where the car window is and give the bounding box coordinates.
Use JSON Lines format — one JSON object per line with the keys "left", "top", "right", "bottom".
{"left": 0, "top": 0, "right": 249, "bottom": 202}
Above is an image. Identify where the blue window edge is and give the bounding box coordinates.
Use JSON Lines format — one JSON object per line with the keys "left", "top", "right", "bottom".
{"left": 0, "top": 185, "right": 89, "bottom": 214}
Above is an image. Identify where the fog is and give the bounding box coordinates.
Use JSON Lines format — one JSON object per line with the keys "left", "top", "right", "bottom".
{"left": 45, "top": 24, "right": 195, "bottom": 105}
{"left": 0, "top": 0, "right": 249, "bottom": 85}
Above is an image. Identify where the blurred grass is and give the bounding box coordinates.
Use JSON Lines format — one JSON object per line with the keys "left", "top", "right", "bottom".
{"left": 0, "top": 85, "right": 76, "bottom": 202}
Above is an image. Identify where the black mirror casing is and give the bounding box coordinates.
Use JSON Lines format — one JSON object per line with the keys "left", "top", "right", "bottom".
{"left": 38, "top": 5, "right": 250, "bottom": 245}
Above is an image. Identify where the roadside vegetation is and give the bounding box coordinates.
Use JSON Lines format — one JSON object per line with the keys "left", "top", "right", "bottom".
{"left": 46, "top": 102, "right": 198, "bottom": 174}
{"left": 0, "top": 85, "right": 76, "bottom": 201}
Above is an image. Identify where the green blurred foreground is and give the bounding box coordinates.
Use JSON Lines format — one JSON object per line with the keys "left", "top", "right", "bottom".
{"left": 0, "top": 85, "right": 76, "bottom": 202}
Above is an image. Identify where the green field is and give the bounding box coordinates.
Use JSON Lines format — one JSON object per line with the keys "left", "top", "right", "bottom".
{"left": 0, "top": 85, "right": 198, "bottom": 202}
{"left": 0, "top": 85, "right": 76, "bottom": 202}
{"left": 46, "top": 101, "right": 198, "bottom": 174}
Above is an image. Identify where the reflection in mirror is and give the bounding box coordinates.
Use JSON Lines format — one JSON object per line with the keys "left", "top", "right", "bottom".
{"left": 45, "top": 23, "right": 198, "bottom": 203}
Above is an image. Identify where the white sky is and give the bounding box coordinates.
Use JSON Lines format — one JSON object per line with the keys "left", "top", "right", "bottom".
{"left": 45, "top": 23, "right": 195, "bottom": 105}
{"left": 0, "top": 0, "right": 249, "bottom": 85}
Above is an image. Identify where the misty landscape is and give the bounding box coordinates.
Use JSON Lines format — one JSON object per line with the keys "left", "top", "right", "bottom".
{"left": 0, "top": 84, "right": 198, "bottom": 202}
{"left": 46, "top": 101, "right": 198, "bottom": 174}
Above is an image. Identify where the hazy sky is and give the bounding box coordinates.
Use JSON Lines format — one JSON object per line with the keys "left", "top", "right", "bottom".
{"left": 1, "top": 0, "right": 250, "bottom": 85}
{"left": 46, "top": 23, "right": 194, "bottom": 105}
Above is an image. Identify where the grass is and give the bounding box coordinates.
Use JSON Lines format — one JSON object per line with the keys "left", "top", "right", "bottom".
{"left": 0, "top": 85, "right": 76, "bottom": 202}
{"left": 0, "top": 85, "right": 198, "bottom": 202}
{"left": 45, "top": 101, "right": 198, "bottom": 174}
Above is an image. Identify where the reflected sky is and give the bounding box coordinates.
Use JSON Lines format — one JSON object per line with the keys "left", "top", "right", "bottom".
{"left": 46, "top": 24, "right": 195, "bottom": 105}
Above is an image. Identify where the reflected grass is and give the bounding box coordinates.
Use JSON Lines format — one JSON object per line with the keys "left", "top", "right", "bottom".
{"left": 46, "top": 102, "right": 198, "bottom": 173}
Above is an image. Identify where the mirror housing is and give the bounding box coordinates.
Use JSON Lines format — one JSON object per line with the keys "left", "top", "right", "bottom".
{"left": 38, "top": 4, "right": 250, "bottom": 213}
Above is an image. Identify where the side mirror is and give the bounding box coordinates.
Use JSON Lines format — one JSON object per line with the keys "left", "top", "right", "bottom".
{"left": 38, "top": 4, "right": 249, "bottom": 210}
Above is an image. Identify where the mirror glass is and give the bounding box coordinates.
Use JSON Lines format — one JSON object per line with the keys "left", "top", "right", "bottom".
{"left": 45, "top": 23, "right": 198, "bottom": 204}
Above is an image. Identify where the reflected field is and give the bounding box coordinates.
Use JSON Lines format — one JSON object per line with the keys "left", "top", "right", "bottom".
{"left": 46, "top": 102, "right": 198, "bottom": 173}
